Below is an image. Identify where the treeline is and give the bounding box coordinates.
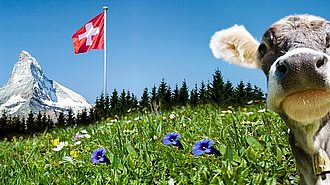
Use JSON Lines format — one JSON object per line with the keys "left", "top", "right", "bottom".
{"left": 94, "top": 68, "right": 264, "bottom": 118}
{"left": 0, "top": 68, "right": 265, "bottom": 137}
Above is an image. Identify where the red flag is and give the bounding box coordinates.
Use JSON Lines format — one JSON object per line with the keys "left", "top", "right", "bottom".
{"left": 72, "top": 12, "right": 104, "bottom": 54}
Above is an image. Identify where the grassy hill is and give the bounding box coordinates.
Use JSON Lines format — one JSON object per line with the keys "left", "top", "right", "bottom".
{"left": 0, "top": 103, "right": 299, "bottom": 184}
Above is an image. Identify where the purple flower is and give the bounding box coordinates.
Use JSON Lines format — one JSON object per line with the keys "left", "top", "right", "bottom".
{"left": 91, "top": 148, "right": 110, "bottom": 164}
{"left": 192, "top": 139, "right": 220, "bottom": 156}
{"left": 74, "top": 134, "right": 85, "bottom": 141}
{"left": 163, "top": 132, "right": 183, "bottom": 149}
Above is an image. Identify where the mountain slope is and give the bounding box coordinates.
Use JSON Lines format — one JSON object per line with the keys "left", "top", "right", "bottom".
{"left": 0, "top": 50, "right": 92, "bottom": 116}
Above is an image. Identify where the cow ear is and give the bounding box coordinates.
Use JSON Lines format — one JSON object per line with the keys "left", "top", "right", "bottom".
{"left": 210, "top": 25, "right": 261, "bottom": 69}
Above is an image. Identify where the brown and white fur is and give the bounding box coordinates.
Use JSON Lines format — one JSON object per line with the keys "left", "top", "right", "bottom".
{"left": 210, "top": 15, "right": 330, "bottom": 185}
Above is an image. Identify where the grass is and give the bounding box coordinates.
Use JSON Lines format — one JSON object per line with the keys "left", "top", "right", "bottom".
{"left": 0, "top": 103, "right": 299, "bottom": 184}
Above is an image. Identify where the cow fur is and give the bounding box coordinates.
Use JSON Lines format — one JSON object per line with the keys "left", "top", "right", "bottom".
{"left": 210, "top": 14, "right": 330, "bottom": 185}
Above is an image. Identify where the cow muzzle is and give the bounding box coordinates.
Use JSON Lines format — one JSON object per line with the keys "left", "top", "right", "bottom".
{"left": 267, "top": 48, "right": 330, "bottom": 123}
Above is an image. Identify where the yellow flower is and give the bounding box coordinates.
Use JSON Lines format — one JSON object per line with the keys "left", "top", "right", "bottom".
{"left": 51, "top": 138, "right": 60, "bottom": 146}
{"left": 46, "top": 133, "right": 51, "bottom": 138}
{"left": 19, "top": 136, "right": 23, "bottom": 141}
{"left": 254, "top": 99, "right": 261, "bottom": 103}
{"left": 86, "top": 146, "right": 90, "bottom": 151}
{"left": 12, "top": 136, "right": 17, "bottom": 142}
{"left": 242, "top": 108, "right": 247, "bottom": 111}
{"left": 4, "top": 137, "right": 7, "bottom": 141}
{"left": 70, "top": 151, "right": 78, "bottom": 159}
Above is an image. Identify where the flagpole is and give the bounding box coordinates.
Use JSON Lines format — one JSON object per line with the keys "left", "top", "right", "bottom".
{"left": 103, "top": 6, "right": 108, "bottom": 96}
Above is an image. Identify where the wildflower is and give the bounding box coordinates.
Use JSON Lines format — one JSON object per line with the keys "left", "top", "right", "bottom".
{"left": 242, "top": 108, "right": 247, "bottom": 111}
{"left": 254, "top": 99, "right": 261, "bottom": 103}
{"left": 91, "top": 148, "right": 110, "bottom": 164}
{"left": 192, "top": 139, "right": 220, "bottom": 156}
{"left": 74, "top": 141, "right": 81, "bottom": 146}
{"left": 45, "top": 133, "right": 51, "bottom": 138}
{"left": 19, "top": 136, "right": 24, "bottom": 141}
{"left": 163, "top": 132, "right": 183, "bottom": 149}
{"left": 51, "top": 138, "right": 60, "bottom": 146}
{"left": 4, "top": 138, "right": 7, "bottom": 141}
{"left": 247, "top": 100, "right": 253, "bottom": 104}
{"left": 12, "top": 136, "right": 17, "bottom": 142}
{"left": 52, "top": 142, "right": 65, "bottom": 151}
{"left": 170, "top": 113, "right": 175, "bottom": 119}
{"left": 134, "top": 117, "right": 139, "bottom": 121}
{"left": 126, "top": 120, "right": 132, "bottom": 124}
{"left": 70, "top": 151, "right": 79, "bottom": 159}
{"left": 85, "top": 134, "right": 91, "bottom": 139}
{"left": 245, "top": 112, "right": 254, "bottom": 115}
{"left": 258, "top": 109, "right": 266, "bottom": 113}
{"left": 81, "top": 130, "right": 88, "bottom": 134}
{"left": 153, "top": 135, "right": 158, "bottom": 140}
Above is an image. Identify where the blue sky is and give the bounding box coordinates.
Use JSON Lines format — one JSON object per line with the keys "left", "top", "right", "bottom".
{"left": 1, "top": 0, "right": 330, "bottom": 103}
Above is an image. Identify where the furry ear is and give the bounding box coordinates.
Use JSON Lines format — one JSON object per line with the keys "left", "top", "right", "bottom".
{"left": 210, "top": 25, "right": 261, "bottom": 69}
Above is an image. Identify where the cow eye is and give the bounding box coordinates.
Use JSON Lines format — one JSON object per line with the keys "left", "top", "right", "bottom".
{"left": 326, "top": 34, "right": 330, "bottom": 48}
{"left": 258, "top": 43, "right": 268, "bottom": 57}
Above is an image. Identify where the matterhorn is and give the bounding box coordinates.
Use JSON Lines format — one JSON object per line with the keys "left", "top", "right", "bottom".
{"left": 0, "top": 50, "right": 92, "bottom": 116}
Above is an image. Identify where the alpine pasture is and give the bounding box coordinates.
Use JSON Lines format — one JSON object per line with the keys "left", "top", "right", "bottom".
{"left": 0, "top": 103, "right": 299, "bottom": 184}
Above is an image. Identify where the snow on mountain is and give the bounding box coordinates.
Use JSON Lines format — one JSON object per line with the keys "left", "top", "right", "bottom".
{"left": 0, "top": 50, "right": 92, "bottom": 116}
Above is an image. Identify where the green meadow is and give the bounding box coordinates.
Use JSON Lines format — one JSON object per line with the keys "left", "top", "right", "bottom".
{"left": 0, "top": 103, "right": 299, "bottom": 184}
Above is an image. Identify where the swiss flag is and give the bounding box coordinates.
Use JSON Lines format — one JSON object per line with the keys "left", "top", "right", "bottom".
{"left": 72, "top": 12, "right": 104, "bottom": 54}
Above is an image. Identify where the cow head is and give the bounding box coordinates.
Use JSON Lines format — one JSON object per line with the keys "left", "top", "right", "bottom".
{"left": 210, "top": 15, "right": 330, "bottom": 184}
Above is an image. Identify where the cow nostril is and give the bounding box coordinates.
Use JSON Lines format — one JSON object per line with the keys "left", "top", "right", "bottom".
{"left": 316, "top": 56, "right": 327, "bottom": 68}
{"left": 276, "top": 62, "right": 288, "bottom": 76}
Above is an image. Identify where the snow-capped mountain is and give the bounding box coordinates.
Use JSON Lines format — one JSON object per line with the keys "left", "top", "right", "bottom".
{"left": 0, "top": 50, "right": 92, "bottom": 116}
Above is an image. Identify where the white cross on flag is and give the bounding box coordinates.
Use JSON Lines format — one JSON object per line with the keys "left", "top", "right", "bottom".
{"left": 72, "top": 12, "right": 104, "bottom": 54}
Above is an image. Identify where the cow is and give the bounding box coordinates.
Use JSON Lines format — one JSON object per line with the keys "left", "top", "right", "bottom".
{"left": 210, "top": 14, "right": 330, "bottom": 185}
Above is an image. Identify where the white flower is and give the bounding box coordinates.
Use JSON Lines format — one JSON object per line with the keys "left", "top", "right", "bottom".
{"left": 134, "top": 117, "right": 139, "bottom": 121}
{"left": 81, "top": 130, "right": 88, "bottom": 134}
{"left": 84, "top": 134, "right": 91, "bottom": 139}
{"left": 245, "top": 112, "right": 254, "bottom": 115}
{"left": 258, "top": 109, "right": 266, "bottom": 113}
{"left": 168, "top": 178, "right": 175, "bottom": 185}
{"left": 74, "top": 141, "right": 81, "bottom": 146}
{"left": 153, "top": 135, "right": 158, "bottom": 140}
{"left": 126, "top": 120, "right": 132, "bottom": 124}
{"left": 52, "top": 142, "right": 65, "bottom": 151}
{"left": 162, "top": 117, "right": 167, "bottom": 121}
{"left": 170, "top": 113, "right": 175, "bottom": 119}
{"left": 247, "top": 100, "right": 253, "bottom": 104}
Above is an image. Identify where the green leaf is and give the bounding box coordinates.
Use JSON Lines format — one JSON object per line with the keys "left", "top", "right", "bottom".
{"left": 246, "top": 136, "right": 263, "bottom": 150}
{"left": 126, "top": 144, "right": 137, "bottom": 157}
{"left": 224, "top": 145, "right": 233, "bottom": 162}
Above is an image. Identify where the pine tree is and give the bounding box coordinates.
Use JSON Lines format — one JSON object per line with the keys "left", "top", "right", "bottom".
{"left": 245, "top": 82, "right": 254, "bottom": 101}
{"left": 26, "top": 111, "right": 35, "bottom": 133}
{"left": 150, "top": 85, "right": 158, "bottom": 103}
{"left": 67, "top": 108, "right": 75, "bottom": 126}
{"left": 199, "top": 81, "right": 208, "bottom": 104}
{"left": 158, "top": 79, "right": 167, "bottom": 104}
{"left": 210, "top": 68, "right": 225, "bottom": 105}
{"left": 110, "top": 89, "right": 120, "bottom": 116}
{"left": 119, "top": 89, "right": 127, "bottom": 114}
{"left": 173, "top": 84, "right": 180, "bottom": 106}
{"left": 0, "top": 110, "right": 8, "bottom": 135}
{"left": 57, "top": 110, "right": 66, "bottom": 127}
{"left": 223, "top": 80, "right": 234, "bottom": 106}
{"left": 140, "top": 87, "right": 150, "bottom": 109}
{"left": 190, "top": 84, "right": 199, "bottom": 106}
{"left": 234, "top": 81, "right": 246, "bottom": 106}
{"left": 179, "top": 79, "right": 189, "bottom": 106}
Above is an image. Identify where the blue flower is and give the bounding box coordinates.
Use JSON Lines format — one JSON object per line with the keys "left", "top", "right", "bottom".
{"left": 163, "top": 132, "right": 183, "bottom": 149}
{"left": 192, "top": 139, "right": 220, "bottom": 156}
{"left": 91, "top": 148, "right": 110, "bottom": 164}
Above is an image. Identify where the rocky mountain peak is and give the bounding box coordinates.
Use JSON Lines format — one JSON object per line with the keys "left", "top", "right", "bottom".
{"left": 0, "top": 50, "right": 92, "bottom": 116}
